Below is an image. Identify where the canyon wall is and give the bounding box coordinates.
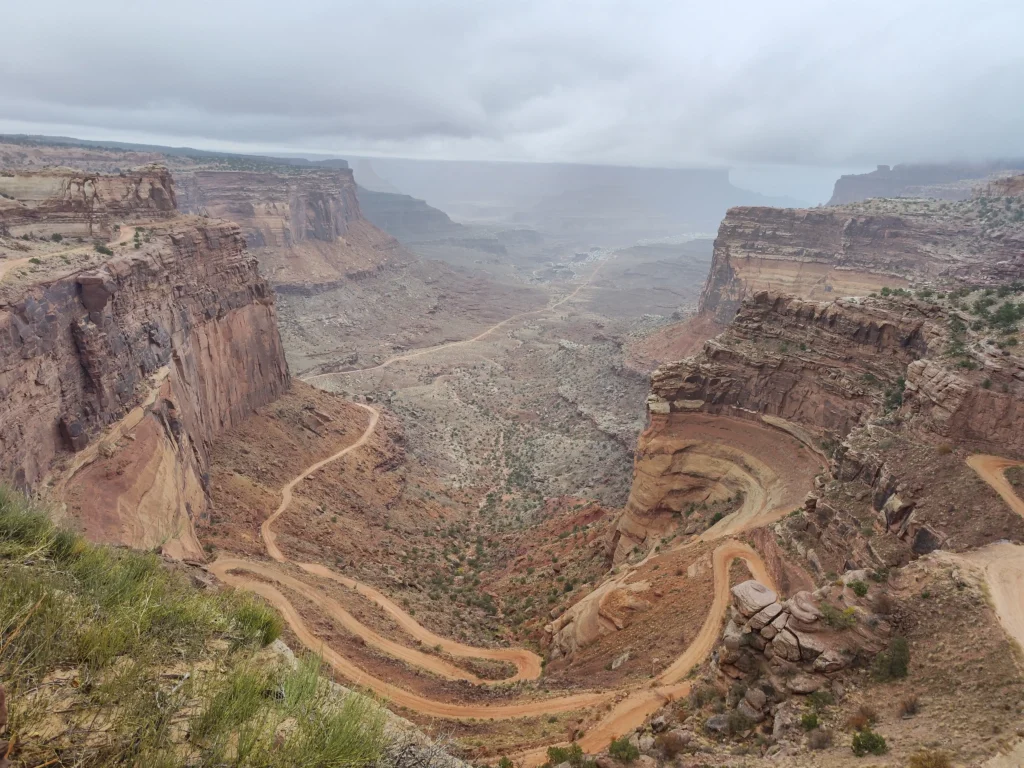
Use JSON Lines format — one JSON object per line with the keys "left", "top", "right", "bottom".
{"left": 0, "top": 169, "right": 289, "bottom": 558}
{"left": 0, "top": 166, "right": 177, "bottom": 238}
{"left": 698, "top": 192, "right": 1024, "bottom": 326}
{"left": 355, "top": 185, "right": 462, "bottom": 242}
{"left": 176, "top": 168, "right": 410, "bottom": 289}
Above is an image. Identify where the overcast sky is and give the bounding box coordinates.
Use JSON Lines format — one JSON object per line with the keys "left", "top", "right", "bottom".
{"left": 1, "top": 0, "right": 1022, "bottom": 175}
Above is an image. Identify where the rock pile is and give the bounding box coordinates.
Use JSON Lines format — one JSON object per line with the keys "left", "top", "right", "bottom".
{"left": 719, "top": 579, "right": 888, "bottom": 695}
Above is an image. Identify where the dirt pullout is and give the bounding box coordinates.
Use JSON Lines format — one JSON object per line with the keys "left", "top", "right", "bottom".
{"left": 964, "top": 453, "right": 1024, "bottom": 657}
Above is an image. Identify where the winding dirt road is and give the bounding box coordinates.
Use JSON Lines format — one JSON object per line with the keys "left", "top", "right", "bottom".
{"left": 302, "top": 258, "right": 607, "bottom": 382}
{"left": 964, "top": 454, "right": 1024, "bottom": 656}
{"left": 205, "top": 260, "right": 801, "bottom": 762}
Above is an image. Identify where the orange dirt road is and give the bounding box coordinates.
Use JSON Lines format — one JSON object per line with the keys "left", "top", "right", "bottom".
{"left": 965, "top": 454, "right": 1024, "bottom": 658}
{"left": 210, "top": 308, "right": 789, "bottom": 762}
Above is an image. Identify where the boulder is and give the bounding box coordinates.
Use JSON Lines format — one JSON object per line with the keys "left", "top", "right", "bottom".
{"left": 793, "top": 630, "right": 826, "bottom": 660}
{"left": 744, "top": 686, "right": 767, "bottom": 710}
{"left": 705, "top": 713, "right": 730, "bottom": 734}
{"left": 748, "top": 601, "right": 784, "bottom": 630}
{"left": 731, "top": 580, "right": 778, "bottom": 617}
{"left": 659, "top": 729, "right": 691, "bottom": 752}
{"left": 638, "top": 733, "right": 655, "bottom": 753}
{"left": 786, "top": 673, "right": 824, "bottom": 694}
{"left": 812, "top": 648, "right": 846, "bottom": 673}
{"left": 737, "top": 699, "right": 765, "bottom": 723}
{"left": 650, "top": 715, "right": 668, "bottom": 733}
{"left": 772, "top": 629, "right": 802, "bottom": 662}
{"left": 786, "top": 592, "right": 823, "bottom": 632}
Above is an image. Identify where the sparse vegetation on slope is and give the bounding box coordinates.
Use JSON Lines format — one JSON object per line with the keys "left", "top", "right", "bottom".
{"left": 0, "top": 487, "right": 392, "bottom": 768}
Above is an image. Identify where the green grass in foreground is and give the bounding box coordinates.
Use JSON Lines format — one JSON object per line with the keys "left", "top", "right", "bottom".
{"left": 0, "top": 485, "right": 386, "bottom": 767}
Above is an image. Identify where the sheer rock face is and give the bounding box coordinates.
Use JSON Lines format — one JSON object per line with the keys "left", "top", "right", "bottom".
{"left": 0, "top": 170, "right": 289, "bottom": 559}
{"left": 612, "top": 293, "right": 947, "bottom": 563}
{"left": 176, "top": 168, "right": 411, "bottom": 289}
{"left": 698, "top": 195, "right": 1024, "bottom": 326}
{"left": 0, "top": 166, "right": 177, "bottom": 238}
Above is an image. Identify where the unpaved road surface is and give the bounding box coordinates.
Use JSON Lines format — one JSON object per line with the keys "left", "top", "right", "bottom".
{"left": 303, "top": 257, "right": 608, "bottom": 381}
{"left": 208, "top": 284, "right": 799, "bottom": 763}
{"left": 965, "top": 454, "right": 1024, "bottom": 658}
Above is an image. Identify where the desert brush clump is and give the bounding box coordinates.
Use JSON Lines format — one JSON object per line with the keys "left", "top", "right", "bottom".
{"left": 0, "top": 486, "right": 389, "bottom": 767}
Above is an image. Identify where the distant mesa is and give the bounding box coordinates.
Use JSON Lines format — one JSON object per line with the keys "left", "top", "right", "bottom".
{"left": 828, "top": 159, "right": 1024, "bottom": 205}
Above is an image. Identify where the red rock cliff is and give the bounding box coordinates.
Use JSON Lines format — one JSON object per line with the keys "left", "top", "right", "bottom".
{"left": 0, "top": 168, "right": 289, "bottom": 558}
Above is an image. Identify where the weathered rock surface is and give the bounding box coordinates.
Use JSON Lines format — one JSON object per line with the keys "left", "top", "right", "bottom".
{"left": 699, "top": 192, "right": 1024, "bottom": 325}
{"left": 0, "top": 169, "right": 289, "bottom": 559}
{"left": 0, "top": 166, "right": 177, "bottom": 238}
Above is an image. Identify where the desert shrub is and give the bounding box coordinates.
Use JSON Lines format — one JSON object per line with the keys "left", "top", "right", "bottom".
{"left": 936, "top": 443, "right": 953, "bottom": 455}
{"left": 908, "top": 749, "right": 952, "bottom": 768}
{"left": 808, "top": 728, "right": 833, "bottom": 750}
{"left": 28, "top": 256, "right": 41, "bottom": 264}
{"left": 545, "top": 743, "right": 588, "bottom": 767}
{"left": 873, "top": 592, "right": 895, "bottom": 615}
{"left": 689, "top": 682, "right": 719, "bottom": 709}
{"left": 498, "top": 758, "right": 514, "bottom": 768}
{"left": 608, "top": 736, "right": 640, "bottom": 761}
{"left": 847, "top": 704, "right": 878, "bottom": 731}
{"left": 727, "top": 709, "right": 753, "bottom": 735}
{"left": 849, "top": 579, "right": 869, "bottom": 597}
{"left": 821, "top": 602, "right": 858, "bottom": 629}
{"left": 851, "top": 728, "right": 888, "bottom": 756}
{"left": 801, "top": 712, "right": 819, "bottom": 730}
{"left": 807, "top": 690, "right": 835, "bottom": 711}
{"left": 899, "top": 693, "right": 920, "bottom": 717}
{"left": 873, "top": 636, "right": 910, "bottom": 680}
{"left": 51, "top": 233, "right": 63, "bottom": 242}
{"left": 95, "top": 243, "right": 114, "bottom": 256}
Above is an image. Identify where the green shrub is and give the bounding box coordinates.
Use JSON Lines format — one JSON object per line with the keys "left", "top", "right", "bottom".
{"left": 609, "top": 736, "right": 640, "bottom": 761}
{"left": 498, "top": 758, "right": 514, "bottom": 768}
{"left": 821, "top": 602, "right": 857, "bottom": 629}
{"left": 95, "top": 243, "right": 114, "bottom": 256}
{"left": 851, "top": 728, "right": 887, "bottom": 756}
{"left": 801, "top": 712, "right": 819, "bottom": 730}
{"left": 807, "top": 690, "right": 835, "bottom": 711}
{"left": 849, "top": 580, "right": 869, "bottom": 597}
{"left": 873, "top": 635, "right": 910, "bottom": 680}
{"left": 51, "top": 233, "right": 63, "bottom": 242}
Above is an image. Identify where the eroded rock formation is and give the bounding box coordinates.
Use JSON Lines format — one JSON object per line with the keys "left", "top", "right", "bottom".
{"left": 0, "top": 165, "right": 177, "bottom": 238}
{"left": 0, "top": 168, "right": 289, "bottom": 559}
{"left": 699, "top": 196, "right": 1024, "bottom": 325}
{"left": 176, "top": 168, "right": 410, "bottom": 288}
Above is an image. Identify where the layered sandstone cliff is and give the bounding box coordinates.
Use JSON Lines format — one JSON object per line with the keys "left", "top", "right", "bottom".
{"left": 699, "top": 191, "right": 1024, "bottom": 326}
{"left": 0, "top": 168, "right": 289, "bottom": 558}
{"left": 176, "top": 168, "right": 411, "bottom": 290}
{"left": 0, "top": 165, "right": 177, "bottom": 238}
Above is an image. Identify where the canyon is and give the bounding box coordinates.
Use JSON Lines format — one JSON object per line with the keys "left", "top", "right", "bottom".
{"left": 2, "top": 138, "right": 1024, "bottom": 768}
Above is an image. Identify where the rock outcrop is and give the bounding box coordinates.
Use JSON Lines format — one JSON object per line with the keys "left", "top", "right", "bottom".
{"left": 0, "top": 168, "right": 289, "bottom": 559}
{"left": 0, "top": 166, "right": 177, "bottom": 238}
{"left": 176, "top": 168, "right": 411, "bottom": 289}
{"left": 698, "top": 189, "right": 1024, "bottom": 325}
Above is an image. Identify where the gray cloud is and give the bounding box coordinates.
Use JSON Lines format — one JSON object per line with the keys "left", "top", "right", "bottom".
{"left": 1, "top": 0, "right": 1022, "bottom": 167}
